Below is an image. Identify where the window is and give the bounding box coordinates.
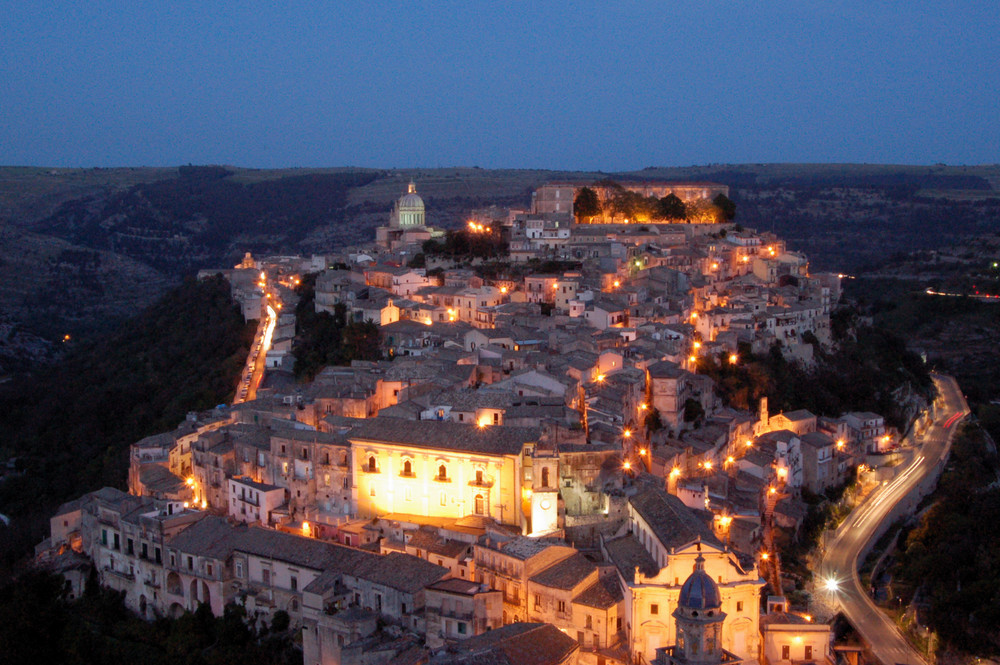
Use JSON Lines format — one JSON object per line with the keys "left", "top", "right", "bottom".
{"left": 113, "top": 533, "right": 120, "bottom": 550}
{"left": 235, "top": 560, "right": 243, "bottom": 578}
{"left": 101, "top": 529, "right": 108, "bottom": 546}
{"left": 141, "top": 543, "right": 148, "bottom": 559}
{"left": 457, "top": 622, "right": 467, "bottom": 634}
{"left": 541, "top": 467, "right": 549, "bottom": 488}
{"left": 557, "top": 600, "right": 566, "bottom": 613}
{"left": 343, "top": 477, "right": 350, "bottom": 489}
{"left": 782, "top": 645, "right": 790, "bottom": 660}
{"left": 650, "top": 603, "right": 659, "bottom": 615}
{"left": 736, "top": 601, "right": 744, "bottom": 612}
{"left": 368, "top": 456, "right": 377, "bottom": 473}
{"left": 438, "top": 464, "right": 448, "bottom": 480}
{"left": 291, "top": 576, "right": 298, "bottom": 591}
{"left": 585, "top": 614, "right": 593, "bottom": 629}
{"left": 534, "top": 594, "right": 541, "bottom": 609}
{"left": 127, "top": 538, "right": 134, "bottom": 555}
{"left": 403, "top": 460, "right": 412, "bottom": 475}
{"left": 476, "top": 469, "right": 484, "bottom": 484}
{"left": 805, "top": 646, "right": 813, "bottom": 660}
{"left": 207, "top": 563, "right": 213, "bottom": 576}
{"left": 281, "top": 445, "right": 286, "bottom": 454}
{"left": 440, "top": 491, "right": 447, "bottom": 506}
{"left": 325, "top": 473, "right": 331, "bottom": 486}
{"left": 493, "top": 412, "right": 499, "bottom": 424}
{"left": 262, "top": 569, "right": 271, "bottom": 585}
{"left": 187, "top": 556, "right": 193, "bottom": 571}
{"left": 475, "top": 494, "right": 485, "bottom": 515}
{"left": 282, "top": 462, "right": 289, "bottom": 475}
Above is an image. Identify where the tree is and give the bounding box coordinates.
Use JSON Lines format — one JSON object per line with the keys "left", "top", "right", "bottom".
{"left": 683, "top": 398, "right": 705, "bottom": 424}
{"left": 574, "top": 187, "right": 601, "bottom": 221}
{"left": 713, "top": 193, "right": 737, "bottom": 220}
{"left": 644, "top": 408, "right": 664, "bottom": 433}
{"left": 658, "top": 194, "right": 687, "bottom": 220}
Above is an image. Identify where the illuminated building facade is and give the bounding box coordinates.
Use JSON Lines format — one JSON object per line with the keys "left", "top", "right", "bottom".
{"left": 349, "top": 419, "right": 548, "bottom": 533}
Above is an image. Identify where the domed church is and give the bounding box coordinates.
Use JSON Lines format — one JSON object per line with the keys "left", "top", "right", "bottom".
{"left": 653, "top": 553, "right": 743, "bottom": 665}
{"left": 376, "top": 181, "right": 440, "bottom": 250}
{"left": 390, "top": 181, "right": 425, "bottom": 229}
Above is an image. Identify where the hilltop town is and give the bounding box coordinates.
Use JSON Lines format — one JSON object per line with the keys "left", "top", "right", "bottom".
{"left": 37, "top": 180, "right": 939, "bottom": 665}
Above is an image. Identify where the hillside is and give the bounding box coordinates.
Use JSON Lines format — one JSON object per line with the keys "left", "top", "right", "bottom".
{"left": 0, "top": 276, "right": 254, "bottom": 577}
{"left": 1, "top": 163, "right": 998, "bottom": 370}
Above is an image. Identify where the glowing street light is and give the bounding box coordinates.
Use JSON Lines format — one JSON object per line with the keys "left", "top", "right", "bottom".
{"left": 623, "top": 429, "right": 632, "bottom": 439}
{"left": 729, "top": 353, "right": 739, "bottom": 364}
{"left": 639, "top": 448, "right": 647, "bottom": 456}
{"left": 613, "top": 280, "right": 620, "bottom": 288}
{"left": 693, "top": 341, "right": 701, "bottom": 349}
{"left": 623, "top": 461, "right": 632, "bottom": 471}
{"left": 596, "top": 374, "right": 605, "bottom": 383}
{"left": 824, "top": 578, "right": 840, "bottom": 593}
{"left": 760, "top": 551, "right": 770, "bottom": 561}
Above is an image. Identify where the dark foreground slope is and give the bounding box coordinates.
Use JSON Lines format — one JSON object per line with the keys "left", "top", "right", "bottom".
{"left": 0, "top": 275, "right": 254, "bottom": 577}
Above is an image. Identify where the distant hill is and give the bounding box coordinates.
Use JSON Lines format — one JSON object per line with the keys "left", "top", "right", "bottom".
{"left": 1, "top": 163, "right": 998, "bottom": 368}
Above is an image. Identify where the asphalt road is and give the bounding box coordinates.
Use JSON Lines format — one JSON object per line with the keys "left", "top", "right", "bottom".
{"left": 819, "top": 374, "right": 968, "bottom": 665}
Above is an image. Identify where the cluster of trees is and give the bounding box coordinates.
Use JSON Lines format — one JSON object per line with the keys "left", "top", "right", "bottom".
{"left": 0, "top": 570, "right": 299, "bottom": 664}
{"left": 695, "top": 320, "right": 933, "bottom": 431}
{"left": 293, "top": 274, "right": 382, "bottom": 382}
{"left": 894, "top": 423, "right": 1000, "bottom": 655}
{"left": 421, "top": 227, "right": 508, "bottom": 260}
{"left": 574, "top": 183, "right": 736, "bottom": 224}
{"left": 0, "top": 275, "right": 254, "bottom": 578}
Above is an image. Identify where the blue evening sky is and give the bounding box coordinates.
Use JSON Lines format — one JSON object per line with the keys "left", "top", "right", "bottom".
{"left": 1, "top": 1, "right": 997, "bottom": 170}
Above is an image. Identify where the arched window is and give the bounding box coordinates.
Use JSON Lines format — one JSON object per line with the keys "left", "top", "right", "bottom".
{"left": 541, "top": 467, "right": 549, "bottom": 488}
{"left": 403, "top": 460, "right": 412, "bottom": 476}
{"left": 475, "top": 469, "right": 484, "bottom": 484}
{"left": 475, "top": 494, "right": 485, "bottom": 515}
{"left": 368, "top": 456, "right": 377, "bottom": 473}
{"left": 438, "top": 464, "right": 447, "bottom": 480}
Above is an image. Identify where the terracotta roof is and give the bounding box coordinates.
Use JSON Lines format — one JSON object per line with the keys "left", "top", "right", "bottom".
{"left": 604, "top": 533, "right": 658, "bottom": 583}
{"left": 629, "top": 476, "right": 721, "bottom": 551}
{"left": 431, "top": 622, "right": 578, "bottom": 665}
{"left": 350, "top": 419, "right": 538, "bottom": 456}
{"left": 573, "top": 576, "right": 624, "bottom": 609}
{"left": 529, "top": 552, "right": 596, "bottom": 591}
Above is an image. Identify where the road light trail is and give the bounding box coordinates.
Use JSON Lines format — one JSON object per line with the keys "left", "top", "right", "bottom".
{"left": 819, "top": 375, "right": 968, "bottom": 665}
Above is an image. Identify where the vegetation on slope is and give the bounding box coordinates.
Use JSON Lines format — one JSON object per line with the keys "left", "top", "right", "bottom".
{"left": 292, "top": 273, "right": 382, "bottom": 383}
{"left": 893, "top": 423, "right": 1000, "bottom": 655}
{"left": 0, "top": 275, "right": 254, "bottom": 576}
{"left": 696, "top": 315, "right": 933, "bottom": 431}
{"left": 0, "top": 570, "right": 299, "bottom": 664}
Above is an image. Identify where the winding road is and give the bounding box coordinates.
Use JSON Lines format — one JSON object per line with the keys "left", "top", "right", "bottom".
{"left": 818, "top": 374, "right": 969, "bottom": 665}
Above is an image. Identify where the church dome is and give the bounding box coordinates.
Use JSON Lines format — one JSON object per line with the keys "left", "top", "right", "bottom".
{"left": 397, "top": 181, "right": 424, "bottom": 211}
{"left": 678, "top": 554, "right": 721, "bottom": 610}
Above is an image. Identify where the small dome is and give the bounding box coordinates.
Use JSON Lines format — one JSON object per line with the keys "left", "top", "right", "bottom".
{"left": 678, "top": 554, "right": 721, "bottom": 610}
{"left": 398, "top": 181, "right": 424, "bottom": 211}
